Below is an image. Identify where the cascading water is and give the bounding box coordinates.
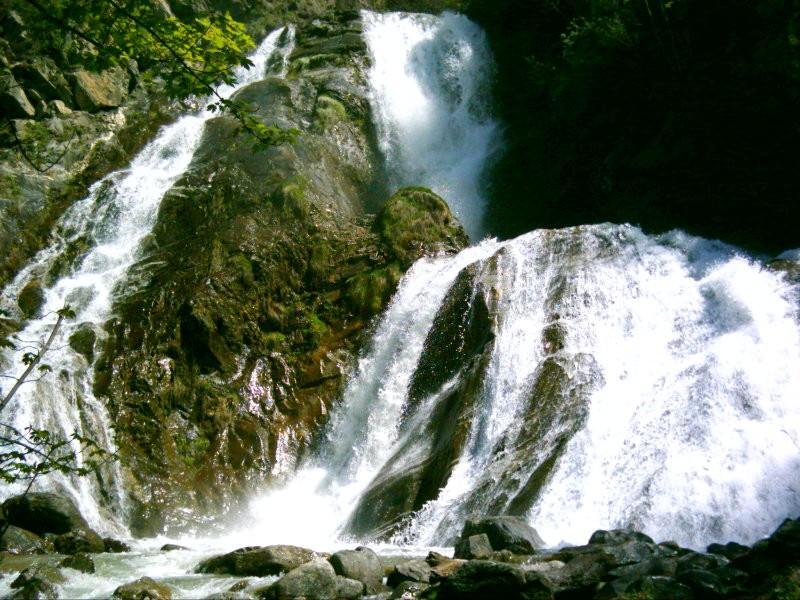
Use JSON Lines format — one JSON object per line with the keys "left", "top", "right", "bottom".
{"left": 0, "top": 26, "right": 295, "bottom": 534}
{"left": 328, "top": 225, "right": 800, "bottom": 550}
{"left": 361, "top": 11, "right": 500, "bottom": 240}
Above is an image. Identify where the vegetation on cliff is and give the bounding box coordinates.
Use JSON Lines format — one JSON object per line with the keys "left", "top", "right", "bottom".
{"left": 469, "top": 0, "right": 800, "bottom": 253}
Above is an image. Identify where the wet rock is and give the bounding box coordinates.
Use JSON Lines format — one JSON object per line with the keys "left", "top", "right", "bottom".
{"left": 70, "top": 67, "right": 128, "bottom": 111}
{"left": 0, "top": 70, "right": 35, "bottom": 118}
{"left": 706, "top": 541, "right": 749, "bottom": 561}
{"left": 68, "top": 323, "right": 97, "bottom": 362}
{"left": 453, "top": 533, "right": 493, "bottom": 560}
{"left": 389, "top": 580, "right": 429, "bottom": 599}
{"left": 386, "top": 559, "right": 431, "bottom": 587}
{"left": 336, "top": 576, "right": 367, "bottom": 599}
{"left": 436, "top": 560, "right": 533, "bottom": 599}
{"left": 426, "top": 553, "right": 466, "bottom": 582}
{"left": 104, "top": 537, "right": 131, "bottom": 552}
{"left": 732, "top": 516, "right": 800, "bottom": 577}
{"left": 329, "top": 546, "right": 384, "bottom": 593}
{"left": 112, "top": 576, "right": 173, "bottom": 600}
{"left": 160, "top": 543, "right": 189, "bottom": 551}
{"left": 377, "top": 187, "right": 469, "bottom": 268}
{"left": 258, "top": 559, "right": 340, "bottom": 599}
{"left": 197, "top": 545, "right": 317, "bottom": 576}
{"left": 588, "top": 529, "right": 654, "bottom": 545}
{"left": 53, "top": 530, "right": 105, "bottom": 554}
{"left": 2, "top": 493, "right": 95, "bottom": 537}
{"left": 59, "top": 552, "right": 95, "bottom": 573}
{"left": 17, "top": 280, "right": 44, "bottom": 318}
{"left": 10, "top": 565, "right": 65, "bottom": 600}
{"left": 674, "top": 551, "right": 729, "bottom": 575}
{"left": 0, "top": 525, "right": 47, "bottom": 554}
{"left": 461, "top": 516, "right": 545, "bottom": 555}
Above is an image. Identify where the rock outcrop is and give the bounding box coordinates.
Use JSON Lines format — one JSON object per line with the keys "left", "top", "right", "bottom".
{"left": 93, "top": 12, "right": 468, "bottom": 535}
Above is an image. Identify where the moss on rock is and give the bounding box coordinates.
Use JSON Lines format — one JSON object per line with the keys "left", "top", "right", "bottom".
{"left": 377, "top": 187, "right": 469, "bottom": 267}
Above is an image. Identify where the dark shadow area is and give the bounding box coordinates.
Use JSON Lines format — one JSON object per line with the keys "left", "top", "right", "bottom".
{"left": 466, "top": 0, "right": 800, "bottom": 254}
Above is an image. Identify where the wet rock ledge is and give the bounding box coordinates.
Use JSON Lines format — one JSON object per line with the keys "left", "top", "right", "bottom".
{"left": 2, "top": 492, "right": 799, "bottom": 599}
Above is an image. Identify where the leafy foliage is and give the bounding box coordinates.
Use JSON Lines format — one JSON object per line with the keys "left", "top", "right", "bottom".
{"left": 471, "top": 0, "right": 800, "bottom": 253}
{"left": 11, "top": 0, "right": 294, "bottom": 148}
{"left": 0, "top": 423, "right": 114, "bottom": 483}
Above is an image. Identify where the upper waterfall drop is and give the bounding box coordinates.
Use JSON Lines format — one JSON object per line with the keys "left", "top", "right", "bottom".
{"left": 361, "top": 11, "right": 500, "bottom": 240}
{"left": 0, "top": 27, "right": 295, "bottom": 534}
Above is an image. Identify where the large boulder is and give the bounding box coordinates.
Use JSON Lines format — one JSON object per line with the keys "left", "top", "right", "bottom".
{"left": 70, "top": 67, "right": 128, "bottom": 111}
{"left": 259, "top": 559, "right": 363, "bottom": 600}
{"left": 17, "top": 279, "right": 45, "bottom": 318}
{"left": 377, "top": 187, "right": 469, "bottom": 267}
{"left": 112, "top": 577, "right": 173, "bottom": 600}
{"left": 0, "top": 69, "right": 35, "bottom": 118}
{"left": 10, "top": 565, "right": 65, "bottom": 599}
{"left": 386, "top": 559, "right": 431, "bottom": 587}
{"left": 196, "top": 545, "right": 317, "bottom": 576}
{"left": 59, "top": 552, "right": 96, "bottom": 573}
{"left": 453, "top": 533, "right": 493, "bottom": 560}
{"left": 460, "top": 516, "right": 545, "bottom": 555}
{"left": 329, "top": 546, "right": 384, "bottom": 593}
{"left": 3, "top": 492, "right": 93, "bottom": 536}
{"left": 0, "top": 524, "right": 47, "bottom": 554}
{"left": 53, "top": 529, "right": 105, "bottom": 554}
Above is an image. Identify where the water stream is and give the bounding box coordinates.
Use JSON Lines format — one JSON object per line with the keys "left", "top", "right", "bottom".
{"left": 0, "top": 26, "right": 296, "bottom": 534}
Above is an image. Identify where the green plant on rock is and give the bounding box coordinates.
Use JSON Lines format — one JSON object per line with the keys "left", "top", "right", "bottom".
{"left": 9, "top": 0, "right": 293, "bottom": 149}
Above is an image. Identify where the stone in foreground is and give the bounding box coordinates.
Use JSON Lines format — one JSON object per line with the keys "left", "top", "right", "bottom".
{"left": 197, "top": 545, "right": 317, "bottom": 576}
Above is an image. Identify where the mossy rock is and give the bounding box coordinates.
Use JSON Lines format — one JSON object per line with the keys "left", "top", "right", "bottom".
{"left": 377, "top": 187, "right": 468, "bottom": 267}
{"left": 68, "top": 323, "right": 96, "bottom": 362}
{"left": 17, "top": 279, "right": 44, "bottom": 318}
{"left": 346, "top": 263, "right": 403, "bottom": 317}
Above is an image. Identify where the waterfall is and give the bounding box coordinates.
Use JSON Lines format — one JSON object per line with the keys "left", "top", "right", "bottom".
{"left": 0, "top": 27, "right": 295, "bottom": 534}
{"left": 330, "top": 225, "right": 800, "bottom": 550}
{"left": 361, "top": 11, "right": 500, "bottom": 240}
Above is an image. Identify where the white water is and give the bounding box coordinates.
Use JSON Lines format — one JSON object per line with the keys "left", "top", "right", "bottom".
{"left": 351, "top": 225, "right": 800, "bottom": 549}
{"left": 362, "top": 11, "right": 500, "bottom": 240}
{"left": 0, "top": 27, "right": 295, "bottom": 534}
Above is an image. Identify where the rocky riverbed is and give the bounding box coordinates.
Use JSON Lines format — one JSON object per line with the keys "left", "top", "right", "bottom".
{"left": 1, "top": 492, "right": 798, "bottom": 599}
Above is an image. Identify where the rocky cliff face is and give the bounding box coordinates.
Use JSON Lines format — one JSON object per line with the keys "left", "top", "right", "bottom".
{"left": 90, "top": 14, "right": 467, "bottom": 535}
{"left": 0, "top": 7, "right": 176, "bottom": 291}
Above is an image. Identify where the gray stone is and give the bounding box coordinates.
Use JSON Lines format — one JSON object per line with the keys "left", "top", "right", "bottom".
{"left": 0, "top": 525, "right": 47, "bottom": 554}
{"left": 59, "top": 552, "right": 95, "bottom": 573}
{"left": 197, "top": 545, "right": 317, "bottom": 576}
{"left": 70, "top": 67, "right": 128, "bottom": 112}
{"left": 386, "top": 559, "right": 431, "bottom": 587}
{"left": 53, "top": 530, "right": 105, "bottom": 554}
{"left": 589, "top": 529, "right": 655, "bottom": 545}
{"left": 461, "top": 516, "right": 545, "bottom": 555}
{"left": 0, "top": 70, "right": 35, "bottom": 119}
{"left": 389, "top": 581, "right": 429, "bottom": 599}
{"left": 112, "top": 577, "right": 173, "bottom": 600}
{"left": 17, "top": 279, "right": 44, "bottom": 318}
{"left": 3, "top": 492, "right": 92, "bottom": 536}
{"left": 260, "top": 559, "right": 338, "bottom": 599}
{"left": 329, "top": 546, "right": 383, "bottom": 593}
{"left": 453, "top": 533, "right": 493, "bottom": 560}
{"left": 437, "top": 560, "right": 529, "bottom": 599}
{"left": 104, "top": 537, "right": 132, "bottom": 552}
{"left": 10, "top": 565, "right": 65, "bottom": 600}
{"left": 12, "top": 58, "right": 73, "bottom": 104}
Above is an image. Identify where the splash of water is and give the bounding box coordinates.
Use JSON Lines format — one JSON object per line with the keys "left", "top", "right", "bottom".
{"left": 361, "top": 11, "right": 500, "bottom": 240}
{"left": 0, "top": 27, "right": 295, "bottom": 534}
